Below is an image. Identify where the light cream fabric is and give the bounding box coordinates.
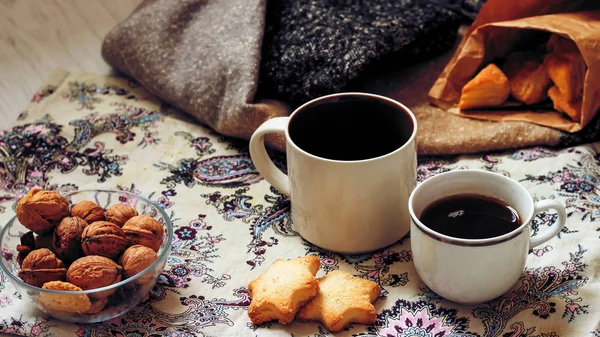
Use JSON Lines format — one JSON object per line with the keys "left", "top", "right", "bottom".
{"left": 0, "top": 70, "right": 598, "bottom": 336}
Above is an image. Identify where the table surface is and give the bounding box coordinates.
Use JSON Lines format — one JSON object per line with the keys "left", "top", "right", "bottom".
{"left": 0, "top": 0, "right": 142, "bottom": 130}
{"left": 0, "top": 68, "right": 598, "bottom": 336}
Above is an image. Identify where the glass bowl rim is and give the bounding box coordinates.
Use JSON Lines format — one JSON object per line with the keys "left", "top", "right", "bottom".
{"left": 0, "top": 189, "right": 173, "bottom": 295}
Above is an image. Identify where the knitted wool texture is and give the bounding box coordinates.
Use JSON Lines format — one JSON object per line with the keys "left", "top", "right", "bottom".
{"left": 258, "top": 0, "right": 464, "bottom": 104}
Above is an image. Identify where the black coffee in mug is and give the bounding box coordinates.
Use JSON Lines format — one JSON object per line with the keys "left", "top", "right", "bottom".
{"left": 419, "top": 194, "right": 521, "bottom": 239}
{"left": 288, "top": 96, "right": 414, "bottom": 161}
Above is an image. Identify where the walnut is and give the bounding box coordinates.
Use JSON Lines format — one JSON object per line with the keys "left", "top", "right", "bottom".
{"left": 17, "top": 248, "right": 67, "bottom": 287}
{"left": 39, "top": 281, "right": 92, "bottom": 314}
{"left": 16, "top": 245, "right": 32, "bottom": 267}
{"left": 20, "top": 248, "right": 64, "bottom": 270}
{"left": 20, "top": 230, "right": 36, "bottom": 247}
{"left": 81, "top": 221, "right": 129, "bottom": 259}
{"left": 71, "top": 200, "right": 105, "bottom": 222}
{"left": 17, "top": 231, "right": 36, "bottom": 266}
{"left": 119, "top": 245, "right": 158, "bottom": 284}
{"left": 34, "top": 233, "right": 54, "bottom": 251}
{"left": 67, "top": 255, "right": 123, "bottom": 299}
{"left": 52, "top": 217, "right": 88, "bottom": 263}
{"left": 16, "top": 188, "right": 70, "bottom": 234}
{"left": 105, "top": 204, "right": 138, "bottom": 227}
{"left": 122, "top": 215, "right": 164, "bottom": 252}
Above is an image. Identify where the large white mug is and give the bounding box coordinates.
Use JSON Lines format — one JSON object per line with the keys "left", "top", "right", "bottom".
{"left": 249, "top": 92, "right": 417, "bottom": 253}
{"left": 409, "top": 169, "right": 566, "bottom": 304}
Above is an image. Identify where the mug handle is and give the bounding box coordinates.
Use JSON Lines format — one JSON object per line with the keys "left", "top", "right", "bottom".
{"left": 529, "top": 200, "right": 567, "bottom": 248}
{"left": 249, "top": 117, "right": 291, "bottom": 196}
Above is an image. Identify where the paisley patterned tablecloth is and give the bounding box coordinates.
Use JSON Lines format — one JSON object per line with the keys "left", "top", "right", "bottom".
{"left": 0, "top": 70, "right": 599, "bottom": 337}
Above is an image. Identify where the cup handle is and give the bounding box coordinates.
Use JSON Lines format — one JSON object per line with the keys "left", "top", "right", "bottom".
{"left": 529, "top": 200, "right": 567, "bottom": 248}
{"left": 249, "top": 117, "right": 291, "bottom": 196}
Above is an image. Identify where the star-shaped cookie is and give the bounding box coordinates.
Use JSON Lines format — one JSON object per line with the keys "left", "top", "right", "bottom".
{"left": 248, "top": 256, "right": 320, "bottom": 324}
{"left": 297, "top": 270, "right": 381, "bottom": 332}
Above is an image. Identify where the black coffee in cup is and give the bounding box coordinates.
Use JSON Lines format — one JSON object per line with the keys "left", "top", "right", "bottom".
{"left": 419, "top": 194, "right": 521, "bottom": 239}
{"left": 288, "top": 97, "right": 414, "bottom": 161}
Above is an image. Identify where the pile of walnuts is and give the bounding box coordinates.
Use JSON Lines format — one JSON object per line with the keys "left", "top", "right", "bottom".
{"left": 14, "top": 188, "right": 164, "bottom": 315}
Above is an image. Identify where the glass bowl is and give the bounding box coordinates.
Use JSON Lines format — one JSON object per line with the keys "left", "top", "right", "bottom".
{"left": 0, "top": 189, "right": 173, "bottom": 323}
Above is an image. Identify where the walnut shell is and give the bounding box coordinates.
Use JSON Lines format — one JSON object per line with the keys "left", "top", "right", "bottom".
{"left": 71, "top": 200, "right": 105, "bottom": 222}
{"left": 40, "top": 281, "right": 92, "bottom": 314}
{"left": 20, "top": 231, "right": 36, "bottom": 248}
{"left": 52, "top": 217, "right": 88, "bottom": 263}
{"left": 105, "top": 204, "right": 138, "bottom": 227}
{"left": 16, "top": 244, "right": 32, "bottom": 267}
{"left": 20, "top": 248, "right": 64, "bottom": 270}
{"left": 17, "top": 248, "right": 67, "bottom": 287}
{"left": 122, "top": 215, "right": 164, "bottom": 252}
{"left": 119, "top": 245, "right": 158, "bottom": 284}
{"left": 17, "top": 231, "right": 36, "bottom": 266}
{"left": 81, "top": 221, "right": 129, "bottom": 259}
{"left": 18, "top": 269, "right": 67, "bottom": 288}
{"left": 67, "top": 255, "right": 123, "bottom": 299}
{"left": 34, "top": 233, "right": 54, "bottom": 251}
{"left": 16, "top": 188, "right": 70, "bottom": 234}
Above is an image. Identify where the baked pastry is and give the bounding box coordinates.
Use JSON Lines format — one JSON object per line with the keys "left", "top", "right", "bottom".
{"left": 548, "top": 85, "right": 582, "bottom": 121}
{"left": 297, "top": 270, "right": 381, "bottom": 332}
{"left": 458, "top": 64, "right": 511, "bottom": 109}
{"left": 502, "top": 50, "right": 542, "bottom": 78}
{"left": 508, "top": 60, "right": 551, "bottom": 105}
{"left": 248, "top": 256, "right": 320, "bottom": 325}
{"left": 543, "top": 46, "right": 586, "bottom": 103}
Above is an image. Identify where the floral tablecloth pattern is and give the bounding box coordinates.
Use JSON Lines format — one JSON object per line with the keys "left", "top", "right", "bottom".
{"left": 0, "top": 70, "right": 599, "bottom": 337}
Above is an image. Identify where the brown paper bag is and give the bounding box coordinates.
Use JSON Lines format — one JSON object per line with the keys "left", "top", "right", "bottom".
{"left": 429, "top": 10, "right": 600, "bottom": 132}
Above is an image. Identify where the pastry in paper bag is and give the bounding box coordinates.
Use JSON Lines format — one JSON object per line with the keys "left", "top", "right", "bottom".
{"left": 429, "top": 11, "right": 600, "bottom": 132}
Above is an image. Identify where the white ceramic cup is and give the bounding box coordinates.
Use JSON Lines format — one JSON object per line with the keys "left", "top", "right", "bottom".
{"left": 249, "top": 92, "right": 417, "bottom": 253}
{"left": 409, "top": 169, "right": 566, "bottom": 304}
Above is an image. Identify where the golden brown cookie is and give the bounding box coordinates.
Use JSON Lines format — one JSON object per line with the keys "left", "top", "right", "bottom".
{"left": 508, "top": 60, "right": 551, "bottom": 105}
{"left": 39, "top": 281, "right": 92, "bottom": 314}
{"left": 548, "top": 85, "right": 582, "bottom": 122}
{"left": 297, "top": 270, "right": 381, "bottom": 332}
{"left": 458, "top": 64, "right": 510, "bottom": 110}
{"left": 248, "top": 256, "right": 320, "bottom": 325}
{"left": 543, "top": 48, "right": 586, "bottom": 103}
